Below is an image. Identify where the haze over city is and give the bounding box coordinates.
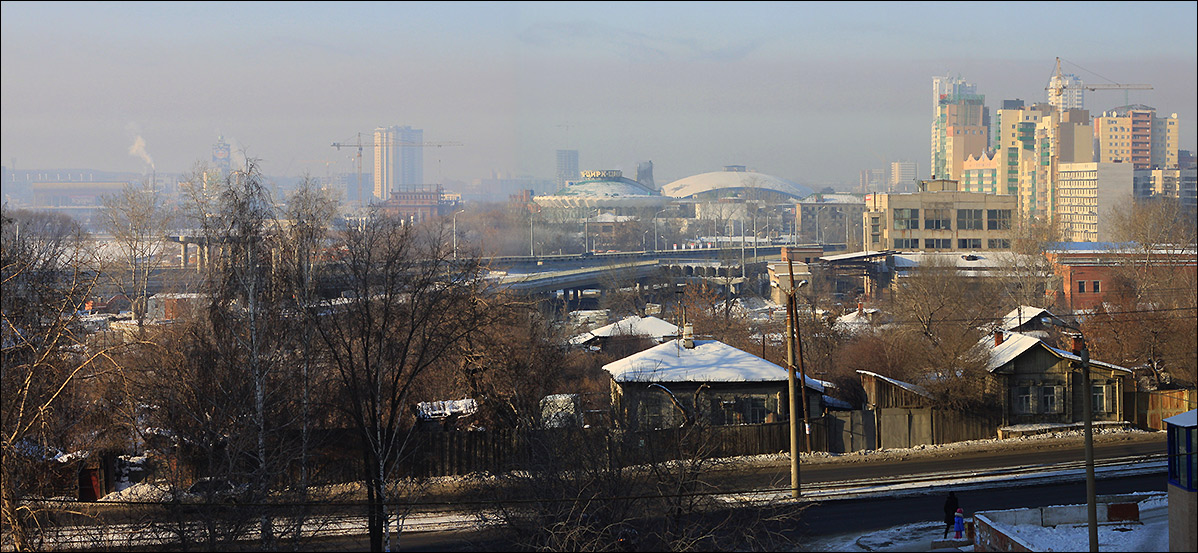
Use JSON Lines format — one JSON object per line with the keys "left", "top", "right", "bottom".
{"left": 2, "top": 1, "right": 1196, "bottom": 188}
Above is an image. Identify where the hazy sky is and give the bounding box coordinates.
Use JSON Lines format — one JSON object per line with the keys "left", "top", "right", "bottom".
{"left": 3, "top": 1, "right": 1196, "bottom": 187}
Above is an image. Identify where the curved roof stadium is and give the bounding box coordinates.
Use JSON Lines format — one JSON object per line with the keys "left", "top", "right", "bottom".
{"left": 534, "top": 170, "right": 669, "bottom": 209}
{"left": 662, "top": 165, "right": 813, "bottom": 200}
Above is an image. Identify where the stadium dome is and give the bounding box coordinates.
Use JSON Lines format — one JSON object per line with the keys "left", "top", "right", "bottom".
{"left": 662, "top": 165, "right": 813, "bottom": 200}
{"left": 534, "top": 170, "right": 669, "bottom": 209}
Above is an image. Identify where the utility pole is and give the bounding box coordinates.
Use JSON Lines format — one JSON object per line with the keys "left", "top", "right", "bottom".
{"left": 785, "top": 259, "right": 809, "bottom": 498}
{"left": 1042, "top": 317, "right": 1098, "bottom": 552}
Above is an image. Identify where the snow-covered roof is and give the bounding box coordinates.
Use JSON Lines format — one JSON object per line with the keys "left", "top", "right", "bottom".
{"left": 998, "top": 306, "right": 1053, "bottom": 331}
{"left": 834, "top": 308, "right": 880, "bottom": 327}
{"left": 605, "top": 339, "right": 824, "bottom": 391}
{"left": 985, "top": 331, "right": 1131, "bottom": 374}
{"left": 799, "top": 193, "right": 865, "bottom": 204}
{"left": 662, "top": 169, "right": 813, "bottom": 199}
{"left": 1163, "top": 409, "right": 1197, "bottom": 428}
{"left": 820, "top": 250, "right": 889, "bottom": 262}
{"left": 856, "top": 370, "right": 933, "bottom": 399}
{"left": 569, "top": 315, "right": 680, "bottom": 346}
{"left": 823, "top": 394, "right": 855, "bottom": 410}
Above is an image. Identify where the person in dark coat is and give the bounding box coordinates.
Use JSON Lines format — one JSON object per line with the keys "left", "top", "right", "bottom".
{"left": 942, "top": 491, "right": 959, "bottom": 538}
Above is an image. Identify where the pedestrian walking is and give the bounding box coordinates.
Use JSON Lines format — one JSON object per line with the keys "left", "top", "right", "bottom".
{"left": 954, "top": 508, "right": 965, "bottom": 539}
{"left": 942, "top": 491, "right": 958, "bottom": 538}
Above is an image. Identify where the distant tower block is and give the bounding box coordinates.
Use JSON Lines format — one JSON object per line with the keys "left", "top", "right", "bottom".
{"left": 212, "top": 135, "right": 231, "bottom": 173}
{"left": 637, "top": 160, "right": 655, "bottom": 188}
{"left": 556, "top": 149, "right": 580, "bottom": 188}
{"left": 374, "top": 125, "right": 424, "bottom": 202}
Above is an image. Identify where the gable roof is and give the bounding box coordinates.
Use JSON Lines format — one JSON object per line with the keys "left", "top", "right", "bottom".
{"left": 604, "top": 339, "right": 824, "bottom": 391}
{"left": 985, "top": 331, "right": 1131, "bottom": 374}
{"left": 569, "top": 315, "right": 680, "bottom": 346}
{"left": 998, "top": 306, "right": 1053, "bottom": 331}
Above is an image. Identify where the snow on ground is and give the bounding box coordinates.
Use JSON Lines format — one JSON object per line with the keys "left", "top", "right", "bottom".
{"left": 800, "top": 521, "right": 966, "bottom": 552}
{"left": 982, "top": 493, "right": 1168, "bottom": 553}
{"left": 98, "top": 481, "right": 172, "bottom": 503}
{"left": 799, "top": 493, "right": 1168, "bottom": 553}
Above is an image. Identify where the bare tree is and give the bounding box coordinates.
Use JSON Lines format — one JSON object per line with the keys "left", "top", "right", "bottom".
{"left": 305, "top": 213, "right": 506, "bottom": 551}
{"left": 1, "top": 208, "right": 113, "bottom": 550}
{"left": 177, "top": 159, "right": 301, "bottom": 549}
{"left": 885, "top": 256, "right": 1004, "bottom": 410}
{"left": 98, "top": 182, "right": 175, "bottom": 330}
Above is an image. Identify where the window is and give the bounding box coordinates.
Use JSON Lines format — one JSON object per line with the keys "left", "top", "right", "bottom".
{"left": 925, "top": 238, "right": 951, "bottom": 249}
{"left": 1078, "top": 281, "right": 1086, "bottom": 293}
{"left": 987, "top": 209, "right": 1012, "bottom": 230}
{"left": 957, "top": 209, "right": 984, "bottom": 230}
{"left": 925, "top": 208, "right": 951, "bottom": 230}
{"left": 1041, "top": 386, "right": 1062, "bottom": 414}
{"left": 893, "top": 238, "right": 918, "bottom": 249}
{"left": 894, "top": 208, "right": 919, "bottom": 230}
{"left": 988, "top": 238, "right": 1010, "bottom": 249}
{"left": 1092, "top": 384, "right": 1106, "bottom": 413}
{"left": 1015, "top": 386, "right": 1033, "bottom": 414}
{"left": 958, "top": 238, "right": 981, "bottom": 249}
{"left": 742, "top": 396, "right": 768, "bottom": 424}
{"left": 1092, "top": 281, "right": 1100, "bottom": 293}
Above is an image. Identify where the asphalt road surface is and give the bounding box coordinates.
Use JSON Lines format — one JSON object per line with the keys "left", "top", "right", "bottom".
{"left": 384, "top": 432, "right": 1167, "bottom": 551}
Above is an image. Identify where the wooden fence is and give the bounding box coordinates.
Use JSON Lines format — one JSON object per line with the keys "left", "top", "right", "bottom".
{"left": 1134, "top": 389, "right": 1198, "bottom": 430}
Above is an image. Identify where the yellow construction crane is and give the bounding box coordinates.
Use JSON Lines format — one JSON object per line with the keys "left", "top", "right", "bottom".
{"left": 1046, "top": 57, "right": 1152, "bottom": 105}
{"left": 331, "top": 133, "right": 462, "bottom": 207}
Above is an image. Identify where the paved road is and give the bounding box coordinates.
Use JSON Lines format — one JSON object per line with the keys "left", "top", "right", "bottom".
{"left": 44, "top": 433, "right": 1168, "bottom": 551}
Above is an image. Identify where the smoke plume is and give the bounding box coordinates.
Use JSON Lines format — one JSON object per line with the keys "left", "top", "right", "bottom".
{"left": 128, "top": 135, "right": 155, "bottom": 169}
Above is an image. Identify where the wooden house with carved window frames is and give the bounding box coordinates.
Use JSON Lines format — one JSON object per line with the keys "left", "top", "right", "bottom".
{"left": 986, "top": 330, "right": 1132, "bottom": 427}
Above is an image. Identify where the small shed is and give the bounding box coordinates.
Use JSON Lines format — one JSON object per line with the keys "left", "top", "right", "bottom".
{"left": 856, "top": 370, "right": 935, "bottom": 409}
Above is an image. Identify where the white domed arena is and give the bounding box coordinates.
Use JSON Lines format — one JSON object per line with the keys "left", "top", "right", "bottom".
{"left": 534, "top": 169, "right": 670, "bottom": 213}
{"left": 662, "top": 165, "right": 813, "bottom": 202}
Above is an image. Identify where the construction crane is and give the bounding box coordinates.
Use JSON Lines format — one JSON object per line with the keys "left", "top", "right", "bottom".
{"left": 331, "top": 133, "right": 462, "bottom": 207}
{"left": 1046, "top": 57, "right": 1152, "bottom": 106}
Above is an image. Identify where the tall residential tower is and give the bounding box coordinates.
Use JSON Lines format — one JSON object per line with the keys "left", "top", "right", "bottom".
{"left": 373, "top": 125, "right": 424, "bottom": 202}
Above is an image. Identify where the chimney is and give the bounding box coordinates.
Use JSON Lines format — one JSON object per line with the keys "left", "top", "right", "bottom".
{"left": 1070, "top": 335, "right": 1084, "bottom": 356}
{"left": 857, "top": 302, "right": 864, "bottom": 316}
{"left": 994, "top": 330, "right": 1004, "bottom": 347}
{"left": 682, "top": 323, "right": 694, "bottom": 349}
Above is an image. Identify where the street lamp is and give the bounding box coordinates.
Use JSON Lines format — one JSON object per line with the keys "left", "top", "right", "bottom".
{"left": 452, "top": 209, "right": 465, "bottom": 259}
{"left": 1042, "top": 316, "right": 1098, "bottom": 552}
{"left": 654, "top": 208, "right": 672, "bottom": 252}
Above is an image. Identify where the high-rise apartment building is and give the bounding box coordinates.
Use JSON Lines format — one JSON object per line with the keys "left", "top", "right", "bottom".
{"left": 1055, "top": 162, "right": 1134, "bottom": 242}
{"left": 961, "top": 151, "right": 1001, "bottom": 195}
{"left": 889, "top": 161, "right": 917, "bottom": 192}
{"left": 929, "top": 79, "right": 987, "bottom": 181}
{"left": 931, "top": 75, "right": 990, "bottom": 182}
{"left": 1134, "top": 168, "right": 1197, "bottom": 213}
{"left": 556, "top": 149, "right": 580, "bottom": 188}
{"left": 1048, "top": 72, "right": 1085, "bottom": 111}
{"left": 212, "top": 135, "right": 231, "bottom": 174}
{"left": 1093, "top": 105, "right": 1180, "bottom": 170}
{"left": 373, "top": 125, "right": 423, "bottom": 202}
{"left": 859, "top": 169, "right": 885, "bottom": 192}
{"left": 989, "top": 101, "right": 1094, "bottom": 220}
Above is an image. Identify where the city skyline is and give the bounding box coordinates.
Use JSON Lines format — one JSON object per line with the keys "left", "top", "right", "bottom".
{"left": 2, "top": 1, "right": 1195, "bottom": 188}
